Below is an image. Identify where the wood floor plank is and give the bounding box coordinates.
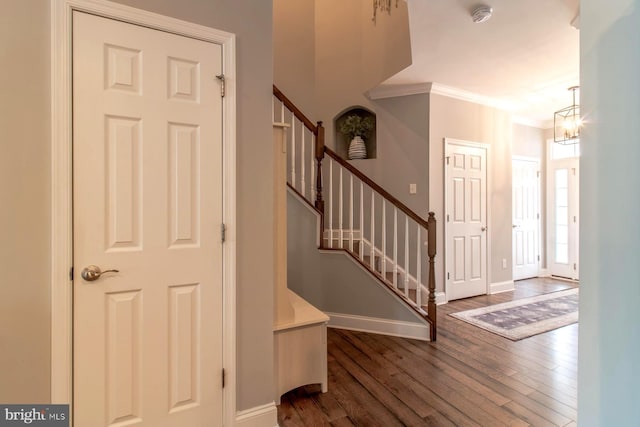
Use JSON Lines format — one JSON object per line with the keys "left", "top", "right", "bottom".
{"left": 277, "top": 278, "right": 578, "bottom": 426}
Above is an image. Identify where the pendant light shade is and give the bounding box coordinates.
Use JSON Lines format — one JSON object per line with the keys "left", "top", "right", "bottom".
{"left": 554, "top": 86, "right": 581, "bottom": 145}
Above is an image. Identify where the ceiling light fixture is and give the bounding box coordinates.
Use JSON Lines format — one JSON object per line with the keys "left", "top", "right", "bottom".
{"left": 554, "top": 86, "right": 582, "bottom": 144}
{"left": 471, "top": 5, "right": 493, "bottom": 23}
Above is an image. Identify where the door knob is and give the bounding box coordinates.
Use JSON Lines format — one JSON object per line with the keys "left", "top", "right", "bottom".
{"left": 481, "top": 226, "right": 487, "bottom": 232}
{"left": 81, "top": 265, "right": 119, "bottom": 282}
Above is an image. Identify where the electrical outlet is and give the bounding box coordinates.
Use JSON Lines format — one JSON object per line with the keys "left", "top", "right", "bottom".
{"left": 502, "top": 258, "right": 507, "bottom": 269}
{"left": 409, "top": 183, "right": 417, "bottom": 194}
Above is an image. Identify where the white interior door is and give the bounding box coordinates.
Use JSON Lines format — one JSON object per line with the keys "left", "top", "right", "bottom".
{"left": 512, "top": 157, "right": 540, "bottom": 280}
{"left": 548, "top": 157, "right": 580, "bottom": 280}
{"left": 445, "top": 140, "right": 488, "bottom": 300}
{"left": 73, "top": 12, "right": 224, "bottom": 426}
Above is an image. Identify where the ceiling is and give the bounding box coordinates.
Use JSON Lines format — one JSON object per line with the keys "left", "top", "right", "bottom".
{"left": 382, "top": 0, "right": 580, "bottom": 126}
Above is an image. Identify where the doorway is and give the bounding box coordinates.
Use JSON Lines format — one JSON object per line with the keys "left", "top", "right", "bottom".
{"left": 512, "top": 157, "right": 541, "bottom": 280}
{"left": 51, "top": 1, "right": 236, "bottom": 424}
{"left": 444, "top": 139, "right": 489, "bottom": 300}
{"left": 548, "top": 141, "right": 580, "bottom": 280}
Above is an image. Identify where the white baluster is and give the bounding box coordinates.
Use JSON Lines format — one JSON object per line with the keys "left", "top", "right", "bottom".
{"left": 300, "top": 126, "right": 305, "bottom": 197}
{"left": 328, "top": 159, "right": 333, "bottom": 248}
{"left": 381, "top": 200, "right": 387, "bottom": 280}
{"left": 349, "top": 174, "right": 354, "bottom": 252}
{"left": 291, "top": 118, "right": 296, "bottom": 187}
{"left": 370, "top": 191, "right": 375, "bottom": 271}
{"left": 359, "top": 181, "right": 364, "bottom": 260}
{"left": 280, "top": 100, "right": 285, "bottom": 123}
{"left": 404, "top": 216, "right": 409, "bottom": 298}
{"left": 311, "top": 133, "right": 316, "bottom": 203}
{"left": 339, "top": 167, "right": 343, "bottom": 248}
{"left": 393, "top": 208, "right": 398, "bottom": 289}
{"left": 416, "top": 227, "right": 422, "bottom": 306}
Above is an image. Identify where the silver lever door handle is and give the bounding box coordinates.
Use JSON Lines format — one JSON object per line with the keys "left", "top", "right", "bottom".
{"left": 81, "top": 265, "right": 119, "bottom": 282}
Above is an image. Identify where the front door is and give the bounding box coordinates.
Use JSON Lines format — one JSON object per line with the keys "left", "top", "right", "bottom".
{"left": 445, "top": 140, "right": 488, "bottom": 300}
{"left": 512, "top": 157, "right": 540, "bottom": 280}
{"left": 548, "top": 157, "right": 580, "bottom": 280}
{"left": 73, "top": 12, "right": 224, "bottom": 426}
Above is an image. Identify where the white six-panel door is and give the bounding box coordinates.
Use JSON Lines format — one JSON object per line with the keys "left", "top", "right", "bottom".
{"left": 73, "top": 12, "right": 223, "bottom": 426}
{"left": 512, "top": 157, "right": 540, "bottom": 280}
{"left": 445, "top": 140, "right": 488, "bottom": 301}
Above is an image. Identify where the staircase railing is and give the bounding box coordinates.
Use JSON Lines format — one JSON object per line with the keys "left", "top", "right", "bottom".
{"left": 273, "top": 85, "right": 437, "bottom": 340}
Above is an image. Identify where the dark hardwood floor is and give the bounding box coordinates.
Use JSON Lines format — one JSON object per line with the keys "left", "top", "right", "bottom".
{"left": 277, "top": 278, "right": 579, "bottom": 426}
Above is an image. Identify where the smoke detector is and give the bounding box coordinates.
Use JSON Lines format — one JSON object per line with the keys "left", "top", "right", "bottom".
{"left": 472, "top": 5, "right": 493, "bottom": 23}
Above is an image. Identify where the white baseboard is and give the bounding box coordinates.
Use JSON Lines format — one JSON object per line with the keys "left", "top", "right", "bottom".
{"left": 489, "top": 280, "right": 515, "bottom": 294}
{"left": 326, "top": 312, "right": 431, "bottom": 341}
{"left": 235, "top": 402, "right": 278, "bottom": 427}
{"left": 435, "top": 291, "right": 447, "bottom": 305}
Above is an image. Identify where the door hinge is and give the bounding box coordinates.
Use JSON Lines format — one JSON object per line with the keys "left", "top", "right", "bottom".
{"left": 537, "top": 255, "right": 540, "bottom": 261}
{"left": 447, "top": 214, "right": 450, "bottom": 222}
{"left": 574, "top": 263, "right": 577, "bottom": 270}
{"left": 447, "top": 272, "right": 450, "bottom": 280}
{"left": 537, "top": 171, "right": 540, "bottom": 178}
{"left": 222, "top": 368, "right": 226, "bottom": 388}
{"left": 69, "top": 266, "right": 74, "bottom": 281}
{"left": 573, "top": 216, "right": 577, "bottom": 223}
{"left": 445, "top": 156, "right": 450, "bottom": 165}
{"left": 221, "top": 223, "right": 226, "bottom": 243}
{"left": 216, "top": 74, "right": 226, "bottom": 98}
{"left": 537, "top": 213, "right": 540, "bottom": 220}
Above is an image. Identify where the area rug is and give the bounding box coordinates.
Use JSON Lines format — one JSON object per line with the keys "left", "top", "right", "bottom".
{"left": 449, "top": 288, "right": 579, "bottom": 341}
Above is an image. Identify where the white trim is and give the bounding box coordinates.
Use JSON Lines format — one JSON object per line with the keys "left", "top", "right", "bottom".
{"left": 366, "top": 83, "right": 431, "bottom": 99}
{"left": 430, "top": 83, "right": 514, "bottom": 111}
{"left": 489, "top": 280, "right": 515, "bottom": 294}
{"left": 51, "top": 2, "right": 237, "bottom": 425}
{"left": 368, "top": 82, "right": 511, "bottom": 113}
{"left": 443, "top": 138, "right": 492, "bottom": 300}
{"left": 435, "top": 291, "right": 447, "bottom": 305}
{"left": 234, "top": 403, "right": 278, "bottom": 427}
{"left": 326, "top": 312, "right": 431, "bottom": 341}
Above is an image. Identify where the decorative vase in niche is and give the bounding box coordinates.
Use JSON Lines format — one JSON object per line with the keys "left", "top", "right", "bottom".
{"left": 348, "top": 136, "right": 367, "bottom": 160}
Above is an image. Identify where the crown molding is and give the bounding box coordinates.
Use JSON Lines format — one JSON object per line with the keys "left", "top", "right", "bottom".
{"left": 366, "top": 83, "right": 431, "bottom": 100}
{"left": 368, "top": 81, "right": 555, "bottom": 129}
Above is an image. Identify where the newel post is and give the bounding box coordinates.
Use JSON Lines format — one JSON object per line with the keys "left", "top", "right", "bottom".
{"left": 427, "top": 212, "right": 437, "bottom": 341}
{"left": 315, "top": 122, "right": 326, "bottom": 247}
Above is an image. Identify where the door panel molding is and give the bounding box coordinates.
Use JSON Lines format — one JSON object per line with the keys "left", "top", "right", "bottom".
{"left": 51, "top": 1, "right": 236, "bottom": 424}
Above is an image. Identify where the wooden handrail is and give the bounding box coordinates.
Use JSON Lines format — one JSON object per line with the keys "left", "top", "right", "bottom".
{"left": 324, "top": 147, "right": 431, "bottom": 230}
{"left": 273, "top": 85, "right": 318, "bottom": 132}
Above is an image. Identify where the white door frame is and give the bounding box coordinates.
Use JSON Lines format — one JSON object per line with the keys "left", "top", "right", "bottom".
{"left": 443, "top": 138, "right": 492, "bottom": 299}
{"left": 512, "top": 155, "right": 541, "bottom": 280}
{"left": 51, "top": 1, "right": 236, "bottom": 424}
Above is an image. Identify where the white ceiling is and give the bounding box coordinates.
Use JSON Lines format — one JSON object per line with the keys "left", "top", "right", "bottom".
{"left": 382, "top": 0, "right": 580, "bottom": 126}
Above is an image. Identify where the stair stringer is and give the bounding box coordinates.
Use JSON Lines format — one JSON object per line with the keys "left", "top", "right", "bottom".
{"left": 287, "top": 188, "right": 431, "bottom": 341}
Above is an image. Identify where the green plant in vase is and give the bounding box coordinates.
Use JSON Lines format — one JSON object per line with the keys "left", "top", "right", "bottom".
{"left": 340, "top": 115, "right": 374, "bottom": 159}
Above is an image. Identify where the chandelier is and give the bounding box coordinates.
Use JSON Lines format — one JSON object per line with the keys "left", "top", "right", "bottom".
{"left": 554, "top": 86, "right": 581, "bottom": 145}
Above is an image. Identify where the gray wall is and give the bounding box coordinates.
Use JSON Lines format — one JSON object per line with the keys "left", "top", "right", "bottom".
{"left": 0, "top": 0, "right": 275, "bottom": 412}
{"left": 579, "top": 0, "right": 640, "bottom": 424}
{"left": 0, "top": 0, "right": 51, "bottom": 404}
{"left": 288, "top": 192, "right": 425, "bottom": 324}
{"left": 429, "top": 94, "right": 514, "bottom": 291}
